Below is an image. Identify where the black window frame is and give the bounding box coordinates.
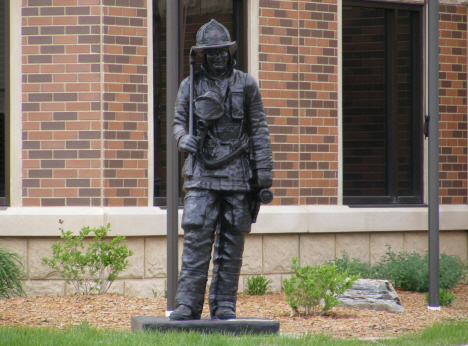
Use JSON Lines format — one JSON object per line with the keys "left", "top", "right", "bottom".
{"left": 342, "top": 0, "right": 424, "bottom": 206}
{"left": 0, "top": 0, "right": 9, "bottom": 206}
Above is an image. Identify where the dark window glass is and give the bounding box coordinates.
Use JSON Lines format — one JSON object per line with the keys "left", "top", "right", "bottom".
{"left": 0, "top": 0, "right": 6, "bottom": 204}
{"left": 342, "top": 1, "right": 423, "bottom": 205}
{"left": 153, "top": 0, "right": 246, "bottom": 206}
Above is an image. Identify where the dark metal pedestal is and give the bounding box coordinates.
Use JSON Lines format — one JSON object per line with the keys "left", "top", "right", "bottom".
{"left": 131, "top": 316, "right": 280, "bottom": 336}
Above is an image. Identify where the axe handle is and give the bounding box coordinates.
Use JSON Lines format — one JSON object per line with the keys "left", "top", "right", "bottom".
{"left": 187, "top": 53, "right": 196, "bottom": 176}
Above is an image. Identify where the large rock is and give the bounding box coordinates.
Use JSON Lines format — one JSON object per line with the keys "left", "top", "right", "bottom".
{"left": 338, "top": 279, "right": 404, "bottom": 313}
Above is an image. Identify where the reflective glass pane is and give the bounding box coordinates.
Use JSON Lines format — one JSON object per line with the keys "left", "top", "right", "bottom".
{"left": 153, "top": 1, "right": 238, "bottom": 205}
{"left": 342, "top": 6, "right": 387, "bottom": 197}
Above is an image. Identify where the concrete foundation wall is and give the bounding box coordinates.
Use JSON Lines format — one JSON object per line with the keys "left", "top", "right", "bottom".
{"left": 2, "top": 229, "right": 467, "bottom": 298}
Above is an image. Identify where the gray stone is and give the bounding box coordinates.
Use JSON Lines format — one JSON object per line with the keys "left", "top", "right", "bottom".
{"left": 263, "top": 235, "right": 299, "bottom": 274}
{"left": 300, "top": 233, "right": 335, "bottom": 267}
{"left": 240, "top": 235, "right": 263, "bottom": 275}
{"left": 124, "top": 278, "right": 166, "bottom": 298}
{"left": 28, "top": 239, "right": 63, "bottom": 280}
{"left": 131, "top": 316, "right": 280, "bottom": 335}
{"left": 23, "top": 279, "right": 65, "bottom": 296}
{"left": 118, "top": 238, "right": 145, "bottom": 279}
{"left": 338, "top": 279, "right": 405, "bottom": 313}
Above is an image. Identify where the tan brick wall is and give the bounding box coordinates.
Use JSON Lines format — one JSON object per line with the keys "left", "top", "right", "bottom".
{"left": 439, "top": 4, "right": 468, "bottom": 204}
{"left": 102, "top": 0, "right": 149, "bottom": 206}
{"left": 259, "top": 1, "right": 467, "bottom": 206}
{"left": 21, "top": 0, "right": 149, "bottom": 207}
{"left": 259, "top": 0, "right": 338, "bottom": 206}
{"left": 16, "top": 1, "right": 468, "bottom": 208}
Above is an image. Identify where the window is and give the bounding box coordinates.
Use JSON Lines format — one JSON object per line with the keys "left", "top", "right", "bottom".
{"left": 342, "top": 1, "right": 423, "bottom": 205}
{"left": 152, "top": 0, "right": 247, "bottom": 206}
{"left": 0, "top": 0, "right": 7, "bottom": 205}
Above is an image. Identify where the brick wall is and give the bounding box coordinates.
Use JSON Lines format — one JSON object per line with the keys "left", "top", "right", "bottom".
{"left": 259, "top": 0, "right": 338, "bottom": 205}
{"left": 18, "top": 1, "right": 468, "bottom": 207}
{"left": 21, "top": 0, "right": 149, "bottom": 207}
{"left": 259, "top": 1, "right": 467, "bottom": 206}
{"left": 102, "top": 0, "right": 148, "bottom": 207}
{"left": 439, "top": 4, "right": 468, "bottom": 204}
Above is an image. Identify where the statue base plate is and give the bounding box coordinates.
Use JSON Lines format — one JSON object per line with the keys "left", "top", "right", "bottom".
{"left": 131, "top": 316, "right": 280, "bottom": 335}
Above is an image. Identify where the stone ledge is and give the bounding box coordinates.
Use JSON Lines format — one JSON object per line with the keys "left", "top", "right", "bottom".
{"left": 131, "top": 316, "right": 280, "bottom": 335}
{"left": 0, "top": 205, "right": 467, "bottom": 237}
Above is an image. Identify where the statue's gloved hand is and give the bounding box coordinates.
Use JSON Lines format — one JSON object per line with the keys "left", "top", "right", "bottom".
{"left": 178, "top": 134, "right": 199, "bottom": 154}
{"left": 256, "top": 169, "right": 273, "bottom": 189}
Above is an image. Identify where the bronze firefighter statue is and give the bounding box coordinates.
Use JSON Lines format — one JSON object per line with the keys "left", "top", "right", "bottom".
{"left": 170, "top": 19, "right": 273, "bottom": 320}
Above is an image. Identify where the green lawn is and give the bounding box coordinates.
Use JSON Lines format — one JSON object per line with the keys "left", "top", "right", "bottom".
{"left": 0, "top": 320, "right": 467, "bottom": 346}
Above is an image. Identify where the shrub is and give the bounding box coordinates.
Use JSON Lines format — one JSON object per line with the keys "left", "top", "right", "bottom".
{"left": 0, "top": 245, "right": 26, "bottom": 299}
{"left": 42, "top": 221, "right": 133, "bottom": 295}
{"left": 328, "top": 251, "right": 375, "bottom": 278}
{"left": 331, "top": 246, "right": 468, "bottom": 292}
{"left": 439, "top": 253, "right": 468, "bottom": 290}
{"left": 375, "top": 247, "right": 428, "bottom": 292}
{"left": 425, "top": 289, "right": 456, "bottom": 307}
{"left": 283, "top": 258, "right": 359, "bottom": 316}
{"left": 245, "top": 275, "right": 272, "bottom": 295}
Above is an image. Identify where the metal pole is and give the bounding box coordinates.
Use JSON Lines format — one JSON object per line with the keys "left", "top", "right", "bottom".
{"left": 427, "top": 0, "right": 440, "bottom": 309}
{"left": 166, "top": 0, "right": 179, "bottom": 314}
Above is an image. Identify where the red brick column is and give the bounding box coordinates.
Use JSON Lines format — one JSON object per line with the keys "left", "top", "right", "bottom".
{"left": 102, "top": 0, "right": 148, "bottom": 207}
{"left": 298, "top": 0, "right": 338, "bottom": 205}
{"left": 439, "top": 4, "right": 467, "bottom": 204}
{"left": 21, "top": 0, "right": 149, "bottom": 207}
{"left": 258, "top": 0, "right": 338, "bottom": 206}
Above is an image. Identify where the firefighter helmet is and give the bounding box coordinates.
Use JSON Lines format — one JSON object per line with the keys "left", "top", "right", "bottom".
{"left": 192, "top": 19, "right": 237, "bottom": 55}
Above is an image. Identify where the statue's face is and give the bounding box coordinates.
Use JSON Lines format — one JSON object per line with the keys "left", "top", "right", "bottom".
{"left": 205, "top": 48, "right": 230, "bottom": 72}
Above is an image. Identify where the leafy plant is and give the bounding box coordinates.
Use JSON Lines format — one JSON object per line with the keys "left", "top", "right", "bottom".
{"left": 245, "top": 275, "right": 272, "bottom": 295}
{"left": 152, "top": 287, "right": 167, "bottom": 299}
{"left": 439, "top": 253, "right": 468, "bottom": 290}
{"left": 0, "top": 245, "right": 26, "bottom": 299}
{"left": 425, "top": 289, "right": 456, "bottom": 307}
{"left": 328, "top": 251, "right": 376, "bottom": 278}
{"left": 42, "top": 220, "right": 133, "bottom": 295}
{"left": 283, "top": 258, "right": 359, "bottom": 316}
{"left": 375, "top": 247, "right": 428, "bottom": 292}
{"left": 331, "top": 246, "right": 468, "bottom": 292}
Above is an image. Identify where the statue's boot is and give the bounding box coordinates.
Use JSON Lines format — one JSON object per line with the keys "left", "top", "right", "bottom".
{"left": 169, "top": 305, "right": 196, "bottom": 320}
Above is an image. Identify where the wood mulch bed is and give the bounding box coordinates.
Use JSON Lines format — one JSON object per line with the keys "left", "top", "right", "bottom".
{"left": 0, "top": 283, "right": 467, "bottom": 339}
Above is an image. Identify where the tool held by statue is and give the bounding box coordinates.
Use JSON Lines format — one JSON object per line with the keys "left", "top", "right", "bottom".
{"left": 187, "top": 49, "right": 196, "bottom": 176}
{"left": 251, "top": 188, "right": 274, "bottom": 223}
{"left": 257, "top": 188, "right": 274, "bottom": 204}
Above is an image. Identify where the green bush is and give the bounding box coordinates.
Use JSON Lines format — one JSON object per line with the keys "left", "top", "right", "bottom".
{"left": 425, "top": 289, "right": 456, "bottom": 307}
{"left": 283, "top": 258, "right": 359, "bottom": 316}
{"left": 42, "top": 221, "right": 133, "bottom": 295}
{"left": 439, "top": 253, "right": 468, "bottom": 290}
{"left": 0, "top": 245, "right": 26, "bottom": 299}
{"left": 328, "top": 251, "right": 376, "bottom": 278}
{"left": 245, "top": 275, "right": 272, "bottom": 295}
{"left": 330, "top": 246, "right": 468, "bottom": 292}
{"left": 375, "top": 247, "right": 428, "bottom": 292}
